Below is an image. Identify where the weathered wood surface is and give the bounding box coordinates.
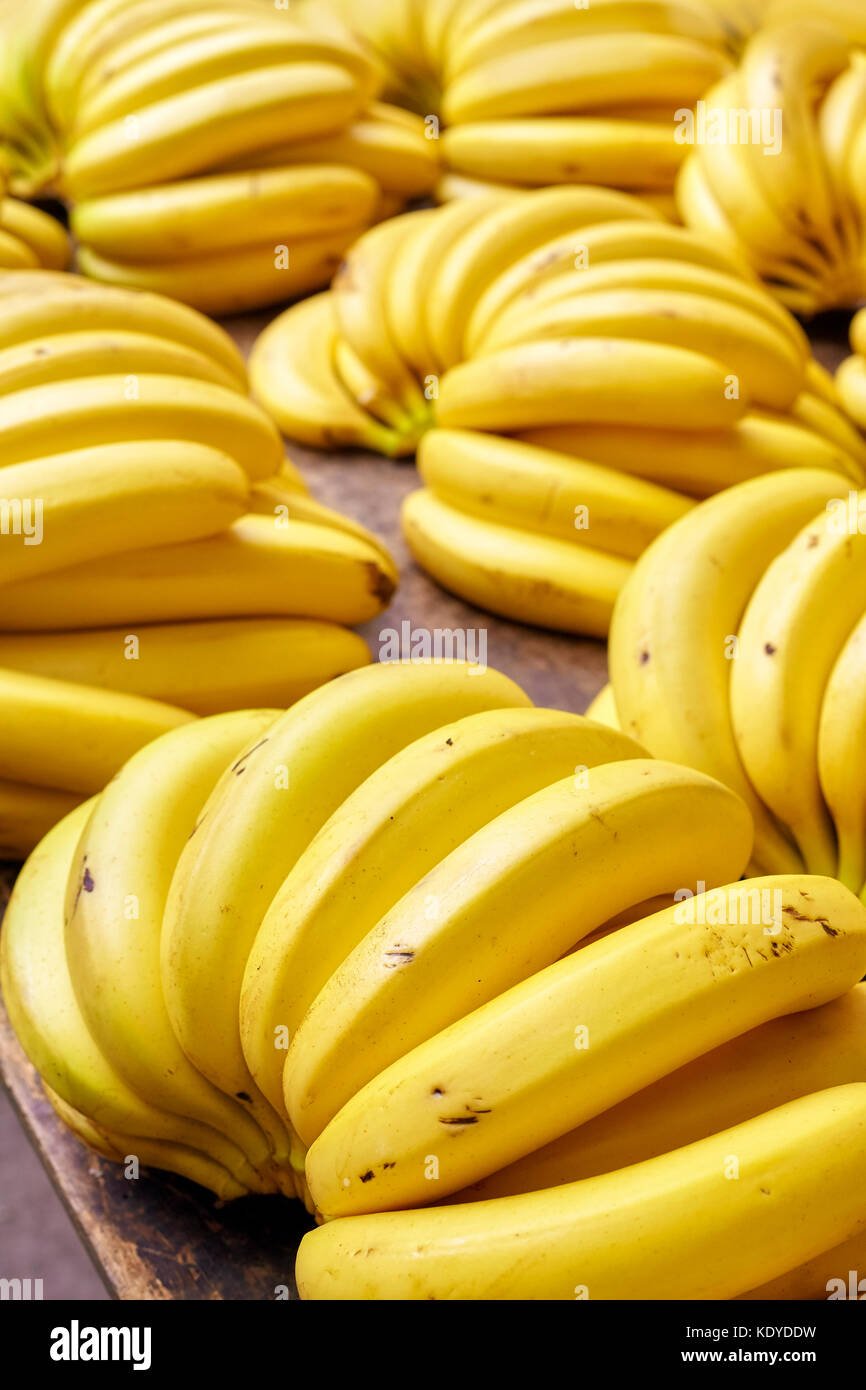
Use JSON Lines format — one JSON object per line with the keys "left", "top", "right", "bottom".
{"left": 0, "top": 312, "right": 854, "bottom": 1298}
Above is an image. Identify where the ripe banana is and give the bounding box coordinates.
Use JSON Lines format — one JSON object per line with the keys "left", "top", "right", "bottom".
{"left": 0, "top": 779, "right": 84, "bottom": 860}
{"left": 731, "top": 495, "right": 866, "bottom": 876}
{"left": 0, "top": 197, "right": 69, "bottom": 269}
{"left": 161, "top": 662, "right": 531, "bottom": 1165}
{"left": 442, "top": 118, "right": 685, "bottom": 191}
{"left": 286, "top": 759, "right": 753, "bottom": 1144}
{"left": 298, "top": 1085, "right": 866, "bottom": 1299}
{"left": 241, "top": 707, "right": 647, "bottom": 1114}
{"left": 460, "top": 985, "right": 866, "bottom": 1199}
{"left": 64, "top": 711, "right": 292, "bottom": 1178}
{"left": 0, "top": 373, "right": 281, "bottom": 480}
{"left": 837, "top": 353, "right": 866, "bottom": 430}
{"left": 819, "top": 614, "right": 866, "bottom": 895}
{"left": 608, "top": 467, "right": 851, "bottom": 873}
{"left": 416, "top": 428, "right": 693, "bottom": 559}
{"left": 0, "top": 512, "right": 397, "bottom": 630}
{"left": 402, "top": 488, "right": 631, "bottom": 635}
{"left": 0, "top": 619, "right": 371, "bottom": 716}
{"left": 249, "top": 293, "right": 409, "bottom": 455}
{"left": 305, "top": 876, "right": 866, "bottom": 1216}
{"left": 0, "top": 329, "right": 244, "bottom": 396}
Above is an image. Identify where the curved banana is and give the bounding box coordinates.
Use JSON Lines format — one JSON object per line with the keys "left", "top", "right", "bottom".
{"left": 416, "top": 428, "right": 693, "bottom": 558}
{"left": 819, "top": 614, "right": 866, "bottom": 894}
{"left": 161, "top": 662, "right": 532, "bottom": 1165}
{"left": 305, "top": 876, "right": 866, "bottom": 1216}
{"left": 609, "top": 468, "right": 851, "bottom": 873}
{"left": 287, "top": 759, "right": 753, "bottom": 1144}
{"left": 298, "top": 1085, "right": 866, "bottom": 1299}
{"left": 242, "top": 707, "right": 646, "bottom": 1113}
{"left": 0, "top": 618, "right": 371, "bottom": 716}
{"left": 402, "top": 488, "right": 631, "bottom": 635}
{"left": 0, "top": 512, "right": 397, "bottom": 631}
{"left": 731, "top": 494, "right": 866, "bottom": 875}
{"left": 837, "top": 353, "right": 866, "bottom": 430}
{"left": 442, "top": 118, "right": 684, "bottom": 191}
{"left": 0, "top": 197, "right": 69, "bottom": 269}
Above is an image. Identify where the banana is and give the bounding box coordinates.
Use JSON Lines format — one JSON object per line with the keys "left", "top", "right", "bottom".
{"left": 474, "top": 287, "right": 805, "bottom": 413}
{"left": 459, "top": 985, "right": 866, "bottom": 1200}
{"left": 609, "top": 468, "right": 852, "bottom": 873}
{"left": 442, "top": 118, "right": 684, "bottom": 192}
{"left": 0, "top": 512, "right": 397, "bottom": 630}
{"left": 72, "top": 18, "right": 379, "bottom": 136}
{"left": 465, "top": 218, "right": 753, "bottom": 355}
{"left": 0, "top": 798, "right": 275, "bottom": 1189}
{"left": 0, "top": 329, "right": 244, "bottom": 396}
{"left": 584, "top": 683, "right": 619, "bottom": 729}
{"left": 250, "top": 472, "right": 396, "bottom": 568}
{"left": 402, "top": 488, "right": 631, "bottom": 635}
{"left": 0, "top": 197, "right": 69, "bottom": 269}
{"left": 731, "top": 495, "right": 866, "bottom": 876}
{"left": 331, "top": 212, "right": 431, "bottom": 421}
{"left": 161, "top": 662, "right": 532, "bottom": 1157}
{"left": 424, "top": 185, "right": 658, "bottom": 368}
{"left": 241, "top": 707, "right": 647, "bottom": 1114}
{"left": 819, "top": 615, "right": 866, "bottom": 894}
{"left": 305, "top": 876, "right": 866, "bottom": 1217}
{"left": 71, "top": 165, "right": 381, "bottom": 262}
{"left": 76, "top": 226, "right": 366, "bottom": 316}
{"left": 416, "top": 428, "right": 693, "bottom": 558}
{"left": 837, "top": 354, "right": 866, "bottom": 430}
{"left": 43, "top": 1085, "right": 249, "bottom": 1202}
{"left": 521, "top": 411, "right": 863, "bottom": 497}
{"left": 0, "top": 373, "right": 282, "bottom": 479}
{"left": 0, "top": 666, "right": 194, "bottom": 793}
{"left": 235, "top": 105, "right": 439, "bottom": 198}
{"left": 435, "top": 338, "right": 745, "bottom": 433}
{"left": 739, "top": 1228, "right": 866, "bottom": 1302}
{"left": 298, "top": 1085, "right": 866, "bottom": 1299}
{"left": 441, "top": 32, "right": 729, "bottom": 124}
{"left": 287, "top": 760, "right": 753, "bottom": 1145}
{"left": 62, "top": 62, "right": 363, "bottom": 200}
{"left": 0, "top": 229, "right": 37, "bottom": 270}
{"left": 0, "top": 273, "right": 247, "bottom": 384}
{"left": 249, "top": 294, "right": 409, "bottom": 456}
{"left": 0, "top": 619, "right": 371, "bottom": 716}
{"left": 0, "top": 778, "right": 83, "bottom": 859}
{"left": 332, "top": 336, "right": 414, "bottom": 432}
{"left": 64, "top": 711, "right": 292, "bottom": 1179}
{"left": 0, "top": 439, "right": 248, "bottom": 584}
{"left": 817, "top": 56, "right": 866, "bottom": 263}
{"left": 384, "top": 192, "right": 512, "bottom": 378}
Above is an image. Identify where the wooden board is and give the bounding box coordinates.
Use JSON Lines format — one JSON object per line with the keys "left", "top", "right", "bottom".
{"left": 0, "top": 311, "right": 855, "bottom": 1299}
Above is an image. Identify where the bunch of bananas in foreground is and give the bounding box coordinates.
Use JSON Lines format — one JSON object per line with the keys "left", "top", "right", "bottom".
{"left": 11, "top": 657, "right": 866, "bottom": 1296}
{"left": 0, "top": 269, "right": 396, "bottom": 857}
{"left": 0, "top": 0, "right": 438, "bottom": 313}
{"left": 606, "top": 466, "right": 866, "bottom": 890}
{"left": 251, "top": 186, "right": 866, "bottom": 635}
{"left": 305, "top": 0, "right": 743, "bottom": 209}
{"left": 0, "top": 171, "right": 69, "bottom": 268}
{"left": 678, "top": 18, "right": 866, "bottom": 314}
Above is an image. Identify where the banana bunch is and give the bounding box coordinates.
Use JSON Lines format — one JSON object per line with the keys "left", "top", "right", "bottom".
{"left": 0, "top": 0, "right": 438, "bottom": 312}
{"left": 0, "top": 269, "right": 396, "bottom": 857}
{"left": 607, "top": 466, "right": 866, "bottom": 892}
{"left": 251, "top": 187, "right": 866, "bottom": 634}
{"left": 306, "top": 0, "right": 739, "bottom": 201}
{"left": 677, "top": 18, "right": 866, "bottom": 313}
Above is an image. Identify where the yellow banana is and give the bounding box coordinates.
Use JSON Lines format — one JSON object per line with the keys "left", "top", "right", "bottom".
{"left": 161, "top": 662, "right": 532, "bottom": 1156}
{"left": 837, "top": 353, "right": 866, "bottom": 430}
{"left": 416, "top": 428, "right": 693, "bottom": 558}
{"left": 609, "top": 467, "right": 851, "bottom": 873}
{"left": 402, "top": 488, "right": 631, "bottom": 636}
{"left": 0, "top": 197, "right": 69, "bottom": 269}
{"left": 0, "top": 512, "right": 397, "bottom": 630}
{"left": 0, "top": 374, "right": 282, "bottom": 479}
{"left": 0, "top": 778, "right": 84, "bottom": 859}
{"left": 249, "top": 293, "right": 408, "bottom": 455}
{"left": 287, "top": 760, "right": 753, "bottom": 1145}
{"left": 731, "top": 494, "right": 866, "bottom": 875}
{"left": 0, "top": 619, "right": 371, "bottom": 717}
{"left": 819, "top": 614, "right": 866, "bottom": 893}
{"left": 584, "top": 683, "right": 619, "bottom": 728}
{"left": 0, "top": 329, "right": 244, "bottom": 396}
{"left": 298, "top": 1085, "right": 866, "bottom": 1299}
{"left": 241, "top": 707, "right": 646, "bottom": 1114}
{"left": 305, "top": 876, "right": 866, "bottom": 1216}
